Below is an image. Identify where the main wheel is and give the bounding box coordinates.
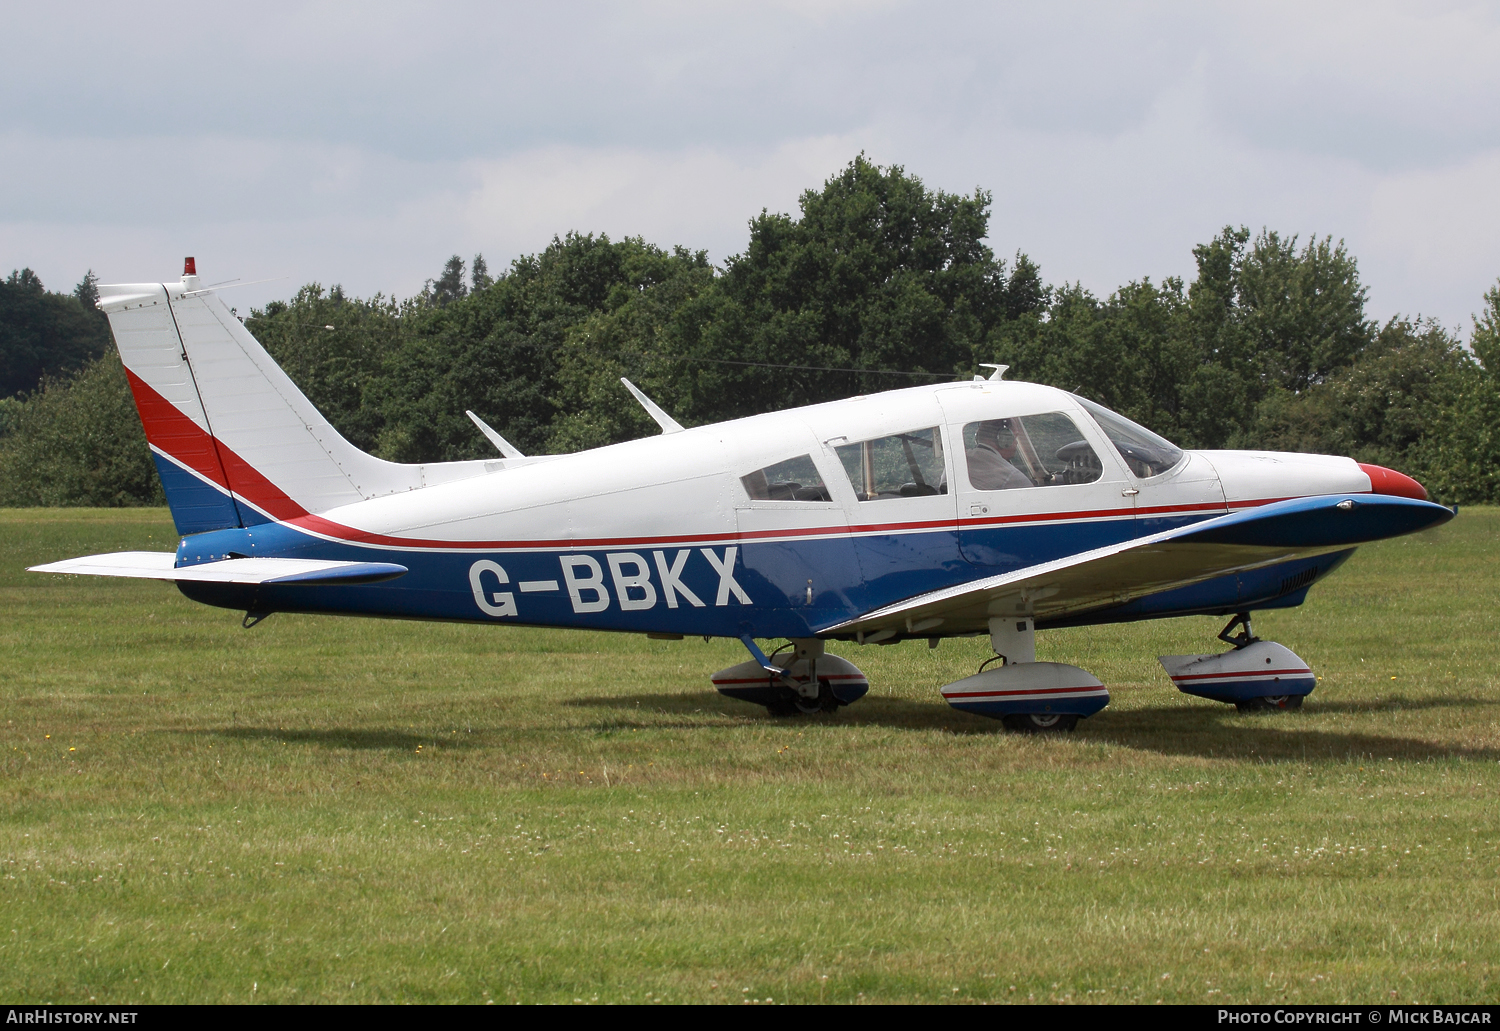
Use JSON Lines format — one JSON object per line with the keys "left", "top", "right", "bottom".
{"left": 766, "top": 680, "right": 839, "bottom": 717}
{"left": 792, "top": 679, "right": 840, "bottom": 714}
{"left": 1001, "top": 713, "right": 1079, "bottom": 733}
{"left": 1235, "top": 694, "right": 1304, "bottom": 712}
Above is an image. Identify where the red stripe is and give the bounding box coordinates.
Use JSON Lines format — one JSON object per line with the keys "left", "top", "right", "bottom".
{"left": 216, "top": 442, "right": 307, "bottom": 521}
{"left": 125, "top": 368, "right": 231, "bottom": 491}
{"left": 1171, "top": 668, "right": 1311, "bottom": 682}
{"left": 1227, "top": 496, "right": 1305, "bottom": 509}
{"left": 208, "top": 487, "right": 1309, "bottom": 555}
{"left": 126, "top": 369, "right": 308, "bottom": 520}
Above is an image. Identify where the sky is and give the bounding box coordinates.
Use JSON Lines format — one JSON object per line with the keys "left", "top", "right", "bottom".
{"left": 3, "top": 1, "right": 1499, "bottom": 333}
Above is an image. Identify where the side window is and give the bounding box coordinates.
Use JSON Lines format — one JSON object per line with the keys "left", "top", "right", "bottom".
{"left": 963, "top": 413, "right": 1104, "bottom": 490}
{"left": 834, "top": 427, "right": 947, "bottom": 501}
{"left": 741, "top": 454, "right": 831, "bottom": 502}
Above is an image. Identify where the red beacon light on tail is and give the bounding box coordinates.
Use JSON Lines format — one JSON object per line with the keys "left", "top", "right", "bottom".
{"left": 183, "top": 257, "right": 197, "bottom": 277}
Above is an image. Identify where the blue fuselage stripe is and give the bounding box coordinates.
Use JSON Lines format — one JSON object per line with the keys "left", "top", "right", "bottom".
{"left": 169, "top": 511, "right": 1338, "bottom": 637}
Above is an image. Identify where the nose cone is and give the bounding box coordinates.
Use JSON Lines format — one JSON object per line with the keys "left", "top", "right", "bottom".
{"left": 1359, "top": 463, "right": 1428, "bottom": 501}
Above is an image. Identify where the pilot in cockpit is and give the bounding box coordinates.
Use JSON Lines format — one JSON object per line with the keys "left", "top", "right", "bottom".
{"left": 966, "top": 419, "right": 1035, "bottom": 490}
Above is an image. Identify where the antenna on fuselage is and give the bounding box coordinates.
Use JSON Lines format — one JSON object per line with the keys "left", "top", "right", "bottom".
{"left": 620, "top": 378, "right": 684, "bottom": 434}
{"left": 980, "top": 364, "right": 1010, "bottom": 381}
{"left": 465, "top": 410, "right": 526, "bottom": 458}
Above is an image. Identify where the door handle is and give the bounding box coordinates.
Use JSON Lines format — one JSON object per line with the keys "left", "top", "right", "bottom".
{"left": 1121, "top": 488, "right": 1139, "bottom": 497}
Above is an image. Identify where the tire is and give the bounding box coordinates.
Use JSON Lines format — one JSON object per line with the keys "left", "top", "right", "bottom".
{"left": 767, "top": 680, "right": 840, "bottom": 717}
{"left": 1235, "top": 694, "right": 1304, "bottom": 713}
{"left": 1002, "top": 713, "right": 1079, "bottom": 733}
{"left": 793, "top": 680, "right": 840, "bottom": 715}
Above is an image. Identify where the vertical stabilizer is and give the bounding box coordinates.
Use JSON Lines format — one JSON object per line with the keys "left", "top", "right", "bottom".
{"left": 97, "top": 261, "right": 489, "bottom": 535}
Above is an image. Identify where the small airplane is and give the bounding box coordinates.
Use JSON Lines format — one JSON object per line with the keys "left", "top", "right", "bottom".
{"left": 30, "top": 260, "right": 1453, "bottom": 731}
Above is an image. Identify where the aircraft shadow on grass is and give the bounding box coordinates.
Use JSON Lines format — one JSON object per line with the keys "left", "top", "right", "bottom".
{"left": 565, "top": 691, "right": 1500, "bottom": 764}
{"left": 182, "top": 693, "right": 1496, "bottom": 762}
{"left": 204, "top": 727, "right": 485, "bottom": 752}
{"left": 1292, "top": 695, "right": 1493, "bottom": 715}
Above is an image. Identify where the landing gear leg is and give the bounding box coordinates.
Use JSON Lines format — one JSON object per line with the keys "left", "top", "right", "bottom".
{"left": 1217, "top": 612, "right": 1259, "bottom": 650}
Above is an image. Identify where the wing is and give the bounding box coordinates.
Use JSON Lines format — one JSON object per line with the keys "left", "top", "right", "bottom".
{"left": 29, "top": 551, "right": 407, "bottom": 585}
{"left": 825, "top": 494, "right": 1452, "bottom": 638}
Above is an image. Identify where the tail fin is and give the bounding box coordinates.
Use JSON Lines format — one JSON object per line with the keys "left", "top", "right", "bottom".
{"left": 99, "top": 263, "right": 487, "bottom": 536}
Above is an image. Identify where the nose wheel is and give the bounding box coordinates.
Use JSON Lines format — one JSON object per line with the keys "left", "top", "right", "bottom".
{"left": 1001, "top": 713, "right": 1079, "bottom": 733}
{"left": 766, "top": 680, "right": 842, "bottom": 716}
{"left": 1235, "top": 694, "right": 1304, "bottom": 712}
{"left": 1159, "top": 613, "right": 1317, "bottom": 711}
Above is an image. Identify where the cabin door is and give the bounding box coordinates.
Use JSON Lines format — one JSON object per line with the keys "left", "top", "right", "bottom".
{"left": 733, "top": 451, "right": 860, "bottom": 634}
{"left": 937, "top": 395, "right": 1137, "bottom": 573}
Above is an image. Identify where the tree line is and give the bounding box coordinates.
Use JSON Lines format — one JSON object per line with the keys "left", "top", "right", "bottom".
{"left": 3, "top": 156, "right": 1498, "bottom": 507}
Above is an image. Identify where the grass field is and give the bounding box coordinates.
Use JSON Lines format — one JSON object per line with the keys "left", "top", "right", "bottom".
{"left": 1, "top": 507, "right": 1497, "bottom": 1005}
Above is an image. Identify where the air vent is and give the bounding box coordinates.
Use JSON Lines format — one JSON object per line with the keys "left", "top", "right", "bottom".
{"left": 1278, "top": 567, "right": 1318, "bottom": 596}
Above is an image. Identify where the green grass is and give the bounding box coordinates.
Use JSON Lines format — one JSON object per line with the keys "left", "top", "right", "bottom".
{"left": 1, "top": 507, "right": 1497, "bottom": 1005}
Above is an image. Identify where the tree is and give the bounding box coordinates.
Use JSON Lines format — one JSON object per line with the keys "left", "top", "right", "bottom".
{"left": 425, "top": 255, "right": 467, "bottom": 306}
{"left": 246, "top": 284, "right": 406, "bottom": 454}
{"left": 1156, "top": 227, "right": 1372, "bottom": 449}
{"left": 695, "top": 155, "right": 1033, "bottom": 415}
{"left": 74, "top": 270, "right": 99, "bottom": 309}
{"left": 1470, "top": 280, "right": 1500, "bottom": 374}
{"left": 544, "top": 244, "right": 717, "bottom": 452}
{"left": 0, "top": 351, "right": 163, "bottom": 506}
{"left": 1250, "top": 318, "right": 1466, "bottom": 473}
{"left": 471, "top": 254, "right": 492, "bottom": 293}
{"left": 1237, "top": 230, "right": 1373, "bottom": 391}
{"left": 367, "top": 233, "right": 698, "bottom": 462}
{"left": 0, "top": 269, "right": 112, "bottom": 398}
{"left": 1414, "top": 280, "right": 1500, "bottom": 503}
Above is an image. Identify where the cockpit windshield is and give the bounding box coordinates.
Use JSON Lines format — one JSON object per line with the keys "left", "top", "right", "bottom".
{"left": 1072, "top": 395, "right": 1184, "bottom": 478}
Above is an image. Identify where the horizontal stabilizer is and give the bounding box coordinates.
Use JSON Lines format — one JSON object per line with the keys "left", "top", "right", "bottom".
{"left": 828, "top": 493, "right": 1452, "bottom": 637}
{"left": 29, "top": 552, "right": 407, "bottom": 585}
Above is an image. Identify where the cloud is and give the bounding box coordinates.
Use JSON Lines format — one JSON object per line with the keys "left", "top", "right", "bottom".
{"left": 1363, "top": 148, "right": 1500, "bottom": 328}
{"left": 459, "top": 137, "right": 862, "bottom": 262}
{"left": 2, "top": 2, "right": 1498, "bottom": 327}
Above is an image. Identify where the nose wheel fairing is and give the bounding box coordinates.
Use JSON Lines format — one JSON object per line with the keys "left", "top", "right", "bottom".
{"left": 1159, "top": 612, "right": 1316, "bottom": 707}
{"left": 1159, "top": 640, "right": 1316, "bottom": 705}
